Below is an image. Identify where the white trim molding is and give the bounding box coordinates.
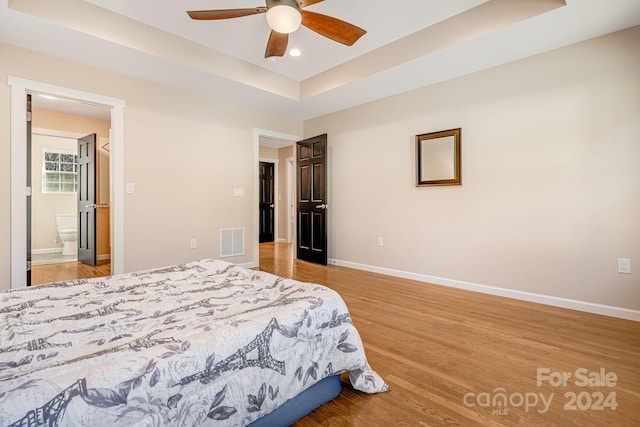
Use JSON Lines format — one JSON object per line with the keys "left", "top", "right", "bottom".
{"left": 331, "top": 258, "right": 640, "bottom": 322}
{"left": 238, "top": 261, "right": 258, "bottom": 269}
{"left": 9, "top": 76, "right": 125, "bottom": 289}
{"left": 31, "top": 248, "right": 62, "bottom": 255}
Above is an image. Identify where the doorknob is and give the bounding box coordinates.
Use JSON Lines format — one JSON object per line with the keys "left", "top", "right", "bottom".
{"left": 85, "top": 204, "right": 97, "bottom": 209}
{"left": 270, "top": 204, "right": 275, "bottom": 208}
{"left": 315, "top": 204, "right": 327, "bottom": 209}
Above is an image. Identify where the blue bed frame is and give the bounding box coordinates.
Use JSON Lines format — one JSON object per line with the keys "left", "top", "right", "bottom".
{"left": 248, "top": 375, "right": 342, "bottom": 426}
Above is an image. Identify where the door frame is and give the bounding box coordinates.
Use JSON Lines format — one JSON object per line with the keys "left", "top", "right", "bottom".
{"left": 9, "top": 76, "right": 126, "bottom": 289}
{"left": 253, "top": 128, "right": 300, "bottom": 266}
{"left": 286, "top": 157, "right": 294, "bottom": 243}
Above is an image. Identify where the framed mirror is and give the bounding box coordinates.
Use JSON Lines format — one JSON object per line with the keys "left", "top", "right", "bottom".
{"left": 416, "top": 128, "right": 461, "bottom": 187}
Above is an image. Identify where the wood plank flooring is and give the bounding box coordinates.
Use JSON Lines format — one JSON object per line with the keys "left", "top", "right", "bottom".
{"left": 31, "top": 260, "right": 111, "bottom": 285}
{"left": 24, "top": 243, "right": 639, "bottom": 425}
{"left": 258, "top": 242, "right": 640, "bottom": 427}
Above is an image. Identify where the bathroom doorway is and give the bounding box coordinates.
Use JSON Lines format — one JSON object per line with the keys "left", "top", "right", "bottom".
{"left": 9, "top": 76, "right": 125, "bottom": 289}
{"left": 28, "top": 97, "right": 112, "bottom": 285}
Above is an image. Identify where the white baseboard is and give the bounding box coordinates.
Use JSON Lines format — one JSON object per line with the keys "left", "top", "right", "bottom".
{"left": 32, "top": 248, "right": 62, "bottom": 255}
{"left": 34, "top": 249, "right": 111, "bottom": 262}
{"left": 239, "top": 261, "right": 258, "bottom": 269}
{"left": 330, "top": 258, "right": 640, "bottom": 322}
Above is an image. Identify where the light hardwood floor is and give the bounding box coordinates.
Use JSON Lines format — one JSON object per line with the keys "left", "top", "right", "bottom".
{"left": 26, "top": 243, "right": 640, "bottom": 425}
{"left": 31, "top": 260, "right": 111, "bottom": 285}
{"left": 258, "top": 242, "right": 640, "bottom": 427}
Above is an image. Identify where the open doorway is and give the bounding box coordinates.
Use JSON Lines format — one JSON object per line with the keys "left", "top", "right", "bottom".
{"left": 29, "top": 125, "right": 111, "bottom": 284}
{"left": 258, "top": 161, "right": 276, "bottom": 244}
{"left": 254, "top": 129, "right": 299, "bottom": 268}
{"left": 30, "top": 100, "right": 110, "bottom": 285}
{"left": 9, "top": 77, "right": 125, "bottom": 289}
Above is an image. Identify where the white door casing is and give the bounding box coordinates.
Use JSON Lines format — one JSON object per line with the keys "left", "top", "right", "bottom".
{"left": 9, "top": 76, "right": 125, "bottom": 288}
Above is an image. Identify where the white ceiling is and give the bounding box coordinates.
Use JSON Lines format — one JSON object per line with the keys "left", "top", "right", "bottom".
{"left": 83, "top": 0, "right": 488, "bottom": 81}
{"left": 2, "top": 0, "right": 640, "bottom": 122}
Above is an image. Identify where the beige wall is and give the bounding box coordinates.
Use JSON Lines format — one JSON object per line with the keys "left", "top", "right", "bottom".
{"left": 259, "top": 146, "right": 278, "bottom": 159}
{"left": 31, "top": 109, "right": 111, "bottom": 258}
{"left": 2, "top": 28, "right": 638, "bottom": 313}
{"left": 0, "top": 42, "right": 302, "bottom": 289}
{"left": 305, "top": 27, "right": 640, "bottom": 311}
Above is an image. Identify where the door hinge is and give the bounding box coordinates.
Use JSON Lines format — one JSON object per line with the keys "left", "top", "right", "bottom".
{"left": 26, "top": 186, "right": 32, "bottom": 197}
{"left": 26, "top": 111, "right": 32, "bottom": 122}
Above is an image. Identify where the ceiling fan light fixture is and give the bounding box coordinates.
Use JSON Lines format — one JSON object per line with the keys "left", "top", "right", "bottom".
{"left": 266, "top": 4, "right": 301, "bottom": 34}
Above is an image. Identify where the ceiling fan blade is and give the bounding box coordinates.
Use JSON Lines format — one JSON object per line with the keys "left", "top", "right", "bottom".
{"left": 265, "top": 31, "right": 289, "bottom": 58}
{"left": 297, "top": 0, "right": 324, "bottom": 7}
{"left": 300, "top": 11, "right": 366, "bottom": 46}
{"left": 187, "top": 8, "right": 267, "bottom": 20}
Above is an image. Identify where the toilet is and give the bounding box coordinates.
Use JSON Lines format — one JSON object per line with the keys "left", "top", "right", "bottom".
{"left": 55, "top": 213, "right": 78, "bottom": 256}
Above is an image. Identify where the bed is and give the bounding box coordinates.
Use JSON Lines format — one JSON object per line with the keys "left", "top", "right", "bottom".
{"left": 0, "top": 259, "right": 388, "bottom": 426}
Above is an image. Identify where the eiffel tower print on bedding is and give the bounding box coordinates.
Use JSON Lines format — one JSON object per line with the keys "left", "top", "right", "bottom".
{"left": 0, "top": 259, "right": 388, "bottom": 426}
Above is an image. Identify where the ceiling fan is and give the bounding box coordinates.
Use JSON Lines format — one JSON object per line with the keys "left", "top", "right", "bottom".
{"left": 187, "top": 0, "right": 366, "bottom": 58}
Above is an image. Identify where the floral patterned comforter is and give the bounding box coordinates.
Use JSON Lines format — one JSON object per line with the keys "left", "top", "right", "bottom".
{"left": 0, "top": 259, "right": 387, "bottom": 426}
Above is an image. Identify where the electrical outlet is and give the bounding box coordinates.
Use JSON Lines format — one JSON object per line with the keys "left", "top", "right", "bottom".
{"left": 618, "top": 258, "right": 631, "bottom": 274}
{"left": 377, "top": 236, "right": 384, "bottom": 247}
{"left": 190, "top": 239, "right": 197, "bottom": 249}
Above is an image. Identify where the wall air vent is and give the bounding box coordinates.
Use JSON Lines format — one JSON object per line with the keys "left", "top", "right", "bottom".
{"left": 220, "top": 228, "right": 244, "bottom": 258}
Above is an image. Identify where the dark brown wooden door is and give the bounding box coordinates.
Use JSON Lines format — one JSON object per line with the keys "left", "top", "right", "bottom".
{"left": 259, "top": 161, "right": 275, "bottom": 243}
{"left": 78, "top": 133, "right": 97, "bottom": 266}
{"left": 297, "top": 134, "right": 327, "bottom": 265}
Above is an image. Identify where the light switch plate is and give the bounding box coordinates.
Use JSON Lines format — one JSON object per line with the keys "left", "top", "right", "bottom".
{"left": 618, "top": 258, "right": 631, "bottom": 274}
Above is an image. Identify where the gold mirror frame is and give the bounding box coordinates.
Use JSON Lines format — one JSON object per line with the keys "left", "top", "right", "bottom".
{"left": 416, "top": 128, "right": 461, "bottom": 187}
